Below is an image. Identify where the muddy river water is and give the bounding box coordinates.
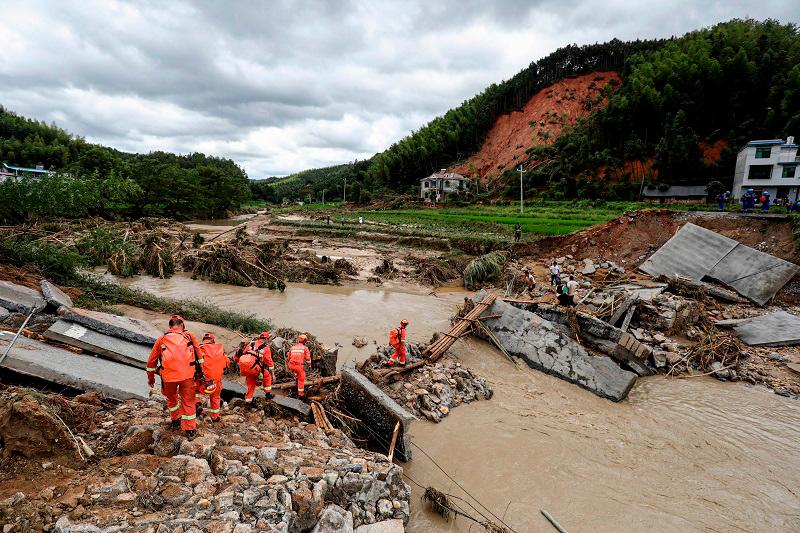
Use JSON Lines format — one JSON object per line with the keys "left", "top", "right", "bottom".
{"left": 113, "top": 274, "right": 800, "bottom": 532}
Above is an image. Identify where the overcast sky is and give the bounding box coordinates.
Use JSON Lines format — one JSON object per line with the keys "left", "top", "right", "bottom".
{"left": 1, "top": 1, "right": 797, "bottom": 177}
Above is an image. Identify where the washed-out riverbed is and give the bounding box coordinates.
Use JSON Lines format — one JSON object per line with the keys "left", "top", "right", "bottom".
{"left": 108, "top": 271, "right": 800, "bottom": 532}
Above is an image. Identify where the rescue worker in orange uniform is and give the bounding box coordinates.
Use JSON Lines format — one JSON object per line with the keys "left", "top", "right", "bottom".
{"left": 147, "top": 315, "right": 203, "bottom": 440}
{"left": 234, "top": 332, "right": 275, "bottom": 403}
{"left": 387, "top": 319, "right": 409, "bottom": 366}
{"left": 195, "top": 332, "right": 230, "bottom": 423}
{"left": 288, "top": 334, "right": 312, "bottom": 397}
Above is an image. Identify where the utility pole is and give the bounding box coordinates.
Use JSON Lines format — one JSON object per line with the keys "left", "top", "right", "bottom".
{"left": 343, "top": 177, "right": 347, "bottom": 204}
{"left": 322, "top": 189, "right": 325, "bottom": 205}
{"left": 517, "top": 165, "right": 527, "bottom": 215}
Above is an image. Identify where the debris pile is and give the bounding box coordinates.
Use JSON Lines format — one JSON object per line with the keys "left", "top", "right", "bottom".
{"left": 364, "top": 350, "right": 493, "bottom": 422}
{"left": 0, "top": 386, "right": 411, "bottom": 532}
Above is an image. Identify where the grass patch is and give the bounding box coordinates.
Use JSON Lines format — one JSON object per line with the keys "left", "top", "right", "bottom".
{"left": 463, "top": 252, "right": 507, "bottom": 289}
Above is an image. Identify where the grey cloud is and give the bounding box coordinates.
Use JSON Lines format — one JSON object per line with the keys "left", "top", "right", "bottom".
{"left": 1, "top": 0, "right": 798, "bottom": 177}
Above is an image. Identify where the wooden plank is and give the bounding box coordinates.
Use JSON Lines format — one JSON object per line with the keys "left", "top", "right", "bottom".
{"left": 620, "top": 303, "right": 636, "bottom": 332}
{"left": 272, "top": 375, "right": 340, "bottom": 390}
{"left": 387, "top": 420, "right": 401, "bottom": 462}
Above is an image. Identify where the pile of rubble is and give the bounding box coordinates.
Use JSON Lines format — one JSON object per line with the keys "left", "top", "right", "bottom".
{"left": 0, "top": 386, "right": 410, "bottom": 533}
{"left": 357, "top": 343, "right": 494, "bottom": 423}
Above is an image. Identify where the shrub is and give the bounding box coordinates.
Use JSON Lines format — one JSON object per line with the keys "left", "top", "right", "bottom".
{"left": 463, "top": 252, "right": 506, "bottom": 289}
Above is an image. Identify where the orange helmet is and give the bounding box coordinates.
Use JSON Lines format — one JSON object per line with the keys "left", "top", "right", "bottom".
{"left": 198, "top": 379, "right": 217, "bottom": 395}
{"left": 400, "top": 319, "right": 409, "bottom": 327}
{"left": 202, "top": 332, "right": 216, "bottom": 343}
{"left": 297, "top": 334, "right": 308, "bottom": 343}
{"left": 258, "top": 331, "right": 271, "bottom": 340}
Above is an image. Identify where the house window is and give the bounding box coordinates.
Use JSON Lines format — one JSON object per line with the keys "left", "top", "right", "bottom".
{"left": 424, "top": 181, "right": 429, "bottom": 188}
{"left": 748, "top": 165, "right": 773, "bottom": 179}
{"left": 782, "top": 166, "right": 796, "bottom": 178}
{"left": 444, "top": 180, "right": 450, "bottom": 188}
{"left": 755, "top": 147, "right": 772, "bottom": 159}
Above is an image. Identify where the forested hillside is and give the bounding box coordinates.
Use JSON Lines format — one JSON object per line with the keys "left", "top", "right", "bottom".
{"left": 523, "top": 19, "right": 800, "bottom": 199}
{"left": 270, "top": 18, "right": 799, "bottom": 203}
{"left": 0, "top": 107, "right": 250, "bottom": 221}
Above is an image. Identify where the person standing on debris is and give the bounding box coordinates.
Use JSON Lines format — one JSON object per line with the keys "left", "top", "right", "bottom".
{"left": 288, "top": 334, "right": 312, "bottom": 397}
{"left": 549, "top": 260, "right": 560, "bottom": 286}
{"left": 387, "top": 319, "right": 409, "bottom": 367}
{"left": 146, "top": 314, "right": 203, "bottom": 440}
{"left": 514, "top": 222, "right": 522, "bottom": 243}
{"left": 326, "top": 215, "right": 331, "bottom": 226}
{"left": 234, "top": 332, "right": 275, "bottom": 403}
{"left": 196, "top": 332, "right": 229, "bottom": 423}
{"left": 523, "top": 268, "right": 536, "bottom": 296}
{"left": 761, "top": 191, "right": 771, "bottom": 212}
{"left": 565, "top": 275, "right": 579, "bottom": 306}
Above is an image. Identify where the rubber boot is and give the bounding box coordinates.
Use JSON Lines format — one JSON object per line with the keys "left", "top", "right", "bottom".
{"left": 171, "top": 419, "right": 181, "bottom": 430}
{"left": 185, "top": 430, "right": 197, "bottom": 441}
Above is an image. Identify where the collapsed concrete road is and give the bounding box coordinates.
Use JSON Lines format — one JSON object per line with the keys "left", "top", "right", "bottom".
{"left": 476, "top": 293, "right": 637, "bottom": 401}
{"left": 44, "top": 319, "right": 152, "bottom": 368}
{"left": 0, "top": 332, "right": 150, "bottom": 401}
{"left": 0, "top": 280, "right": 46, "bottom": 314}
{"left": 340, "top": 363, "right": 415, "bottom": 461}
{"left": 60, "top": 307, "right": 162, "bottom": 345}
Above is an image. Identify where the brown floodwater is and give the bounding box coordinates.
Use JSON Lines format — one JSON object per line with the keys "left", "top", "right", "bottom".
{"left": 109, "top": 274, "right": 800, "bottom": 532}
{"left": 111, "top": 273, "right": 464, "bottom": 367}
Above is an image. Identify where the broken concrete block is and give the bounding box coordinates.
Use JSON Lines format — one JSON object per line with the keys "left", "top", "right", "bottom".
{"left": 733, "top": 311, "right": 800, "bottom": 347}
{"left": 0, "top": 332, "right": 150, "bottom": 401}
{"left": 0, "top": 307, "right": 9, "bottom": 324}
{"left": 44, "top": 320, "right": 151, "bottom": 368}
{"left": 0, "top": 280, "right": 46, "bottom": 314}
{"left": 581, "top": 259, "right": 596, "bottom": 275}
{"left": 60, "top": 308, "right": 161, "bottom": 345}
{"left": 480, "top": 295, "right": 636, "bottom": 401}
{"left": 40, "top": 280, "right": 73, "bottom": 310}
{"left": 340, "top": 364, "right": 415, "bottom": 461}
{"left": 272, "top": 395, "right": 311, "bottom": 419}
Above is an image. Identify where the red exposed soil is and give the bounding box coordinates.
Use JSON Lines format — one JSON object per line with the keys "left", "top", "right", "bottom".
{"left": 701, "top": 139, "right": 728, "bottom": 165}
{"left": 452, "top": 71, "right": 620, "bottom": 180}
{"left": 515, "top": 210, "right": 798, "bottom": 267}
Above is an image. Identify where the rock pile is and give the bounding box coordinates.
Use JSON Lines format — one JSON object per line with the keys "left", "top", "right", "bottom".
{"left": 0, "top": 386, "right": 410, "bottom": 533}
{"left": 364, "top": 349, "right": 493, "bottom": 423}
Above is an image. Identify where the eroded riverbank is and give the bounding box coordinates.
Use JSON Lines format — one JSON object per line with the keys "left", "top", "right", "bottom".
{"left": 107, "top": 273, "right": 800, "bottom": 532}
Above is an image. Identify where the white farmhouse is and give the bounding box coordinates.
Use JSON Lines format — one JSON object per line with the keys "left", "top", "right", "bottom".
{"left": 420, "top": 169, "right": 470, "bottom": 203}
{"left": 732, "top": 137, "right": 800, "bottom": 201}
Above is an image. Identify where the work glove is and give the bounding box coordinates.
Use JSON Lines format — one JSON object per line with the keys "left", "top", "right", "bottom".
{"left": 257, "top": 373, "right": 263, "bottom": 384}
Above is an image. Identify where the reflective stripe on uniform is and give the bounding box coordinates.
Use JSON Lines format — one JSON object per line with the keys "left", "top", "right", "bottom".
{"left": 244, "top": 397, "right": 252, "bottom": 402}
{"left": 197, "top": 358, "right": 204, "bottom": 363}
{"left": 146, "top": 367, "right": 157, "bottom": 371}
{"left": 182, "top": 414, "right": 196, "bottom": 420}
{"left": 268, "top": 366, "right": 274, "bottom": 370}
{"left": 263, "top": 387, "right": 272, "bottom": 392}
{"left": 168, "top": 404, "right": 180, "bottom": 412}
{"left": 207, "top": 408, "right": 220, "bottom": 413}
{"left": 298, "top": 388, "right": 304, "bottom": 392}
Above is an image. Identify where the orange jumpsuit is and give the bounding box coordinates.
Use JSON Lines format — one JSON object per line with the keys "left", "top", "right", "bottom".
{"left": 196, "top": 341, "right": 230, "bottom": 420}
{"left": 288, "top": 342, "right": 311, "bottom": 396}
{"left": 147, "top": 327, "right": 202, "bottom": 431}
{"left": 235, "top": 340, "right": 274, "bottom": 401}
{"left": 388, "top": 326, "right": 407, "bottom": 365}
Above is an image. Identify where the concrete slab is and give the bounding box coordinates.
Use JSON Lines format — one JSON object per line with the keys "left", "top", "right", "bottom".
{"left": 485, "top": 296, "right": 637, "bottom": 401}
{"left": 44, "top": 320, "right": 151, "bottom": 367}
{"left": 272, "top": 395, "right": 311, "bottom": 419}
{"left": 40, "top": 280, "right": 73, "bottom": 310}
{"left": 340, "top": 364, "right": 415, "bottom": 461}
{"left": 733, "top": 311, "right": 800, "bottom": 347}
{"left": 707, "top": 246, "right": 799, "bottom": 306}
{"left": 0, "top": 280, "right": 47, "bottom": 314}
{"left": 640, "top": 223, "right": 738, "bottom": 281}
{"left": 61, "top": 308, "right": 161, "bottom": 345}
{"left": 0, "top": 332, "right": 150, "bottom": 400}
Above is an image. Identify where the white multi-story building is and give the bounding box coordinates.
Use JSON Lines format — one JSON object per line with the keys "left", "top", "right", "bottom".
{"left": 732, "top": 137, "right": 800, "bottom": 201}
{"left": 419, "top": 169, "right": 470, "bottom": 203}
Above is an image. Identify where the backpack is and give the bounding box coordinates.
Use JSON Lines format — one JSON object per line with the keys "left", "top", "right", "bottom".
{"left": 389, "top": 328, "right": 401, "bottom": 345}
{"left": 158, "top": 331, "right": 196, "bottom": 381}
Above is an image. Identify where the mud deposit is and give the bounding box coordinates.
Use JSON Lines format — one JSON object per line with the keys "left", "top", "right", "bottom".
{"left": 108, "top": 275, "right": 800, "bottom": 532}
